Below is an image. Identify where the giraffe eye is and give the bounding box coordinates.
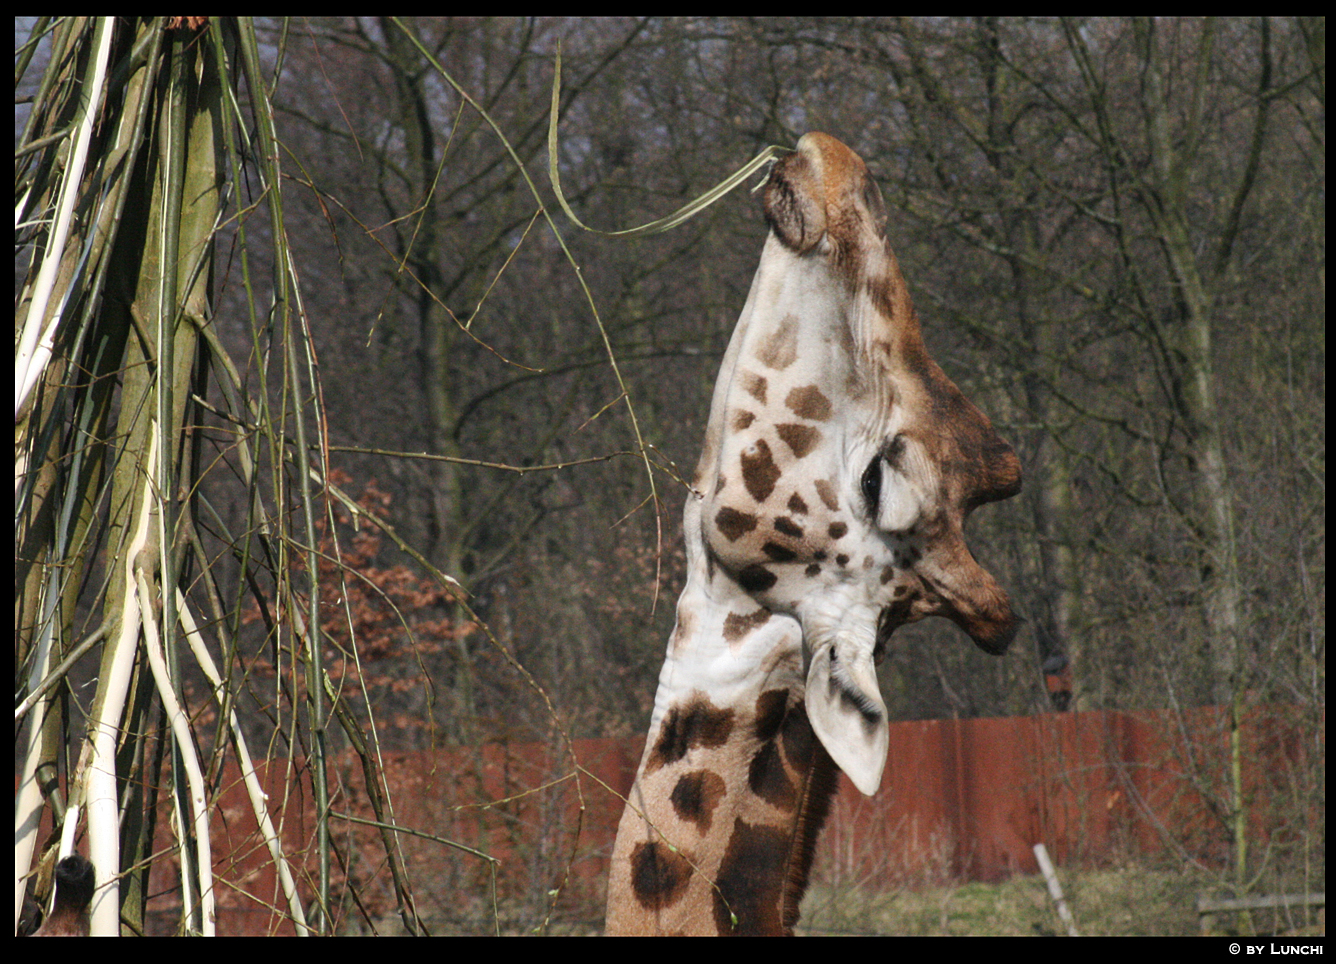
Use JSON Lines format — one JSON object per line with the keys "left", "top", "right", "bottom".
{"left": 861, "top": 455, "right": 882, "bottom": 514}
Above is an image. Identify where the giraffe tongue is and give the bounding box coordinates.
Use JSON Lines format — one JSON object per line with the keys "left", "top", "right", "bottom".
{"left": 805, "top": 635, "right": 889, "bottom": 796}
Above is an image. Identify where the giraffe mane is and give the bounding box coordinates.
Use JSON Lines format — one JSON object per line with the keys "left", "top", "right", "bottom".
{"left": 779, "top": 724, "right": 839, "bottom": 932}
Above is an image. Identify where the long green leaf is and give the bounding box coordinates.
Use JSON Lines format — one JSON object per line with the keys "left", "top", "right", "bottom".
{"left": 546, "top": 41, "right": 789, "bottom": 238}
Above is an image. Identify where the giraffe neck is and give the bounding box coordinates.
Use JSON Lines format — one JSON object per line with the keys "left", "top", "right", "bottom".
{"left": 608, "top": 131, "right": 1024, "bottom": 936}
{"left": 606, "top": 545, "right": 840, "bottom": 935}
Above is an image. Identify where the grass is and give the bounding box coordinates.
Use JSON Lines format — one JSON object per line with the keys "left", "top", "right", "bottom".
{"left": 798, "top": 863, "right": 1325, "bottom": 937}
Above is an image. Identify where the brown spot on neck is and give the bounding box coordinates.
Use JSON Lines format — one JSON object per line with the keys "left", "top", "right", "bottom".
{"left": 629, "top": 840, "right": 693, "bottom": 913}
{"left": 712, "top": 818, "right": 791, "bottom": 934}
{"left": 647, "top": 697, "right": 735, "bottom": 774}
{"left": 707, "top": 702, "right": 839, "bottom": 935}
{"left": 670, "top": 769, "right": 728, "bottom": 833}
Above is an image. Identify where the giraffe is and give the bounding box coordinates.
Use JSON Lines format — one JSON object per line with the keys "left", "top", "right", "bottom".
{"left": 605, "top": 133, "right": 1022, "bottom": 936}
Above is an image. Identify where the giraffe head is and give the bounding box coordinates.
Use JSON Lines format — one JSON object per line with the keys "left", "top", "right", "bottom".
{"left": 692, "top": 133, "right": 1021, "bottom": 795}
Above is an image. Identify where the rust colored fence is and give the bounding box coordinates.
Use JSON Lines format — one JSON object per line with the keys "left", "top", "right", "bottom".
{"left": 118, "top": 706, "right": 1316, "bottom": 933}
{"left": 818, "top": 707, "right": 1317, "bottom": 888}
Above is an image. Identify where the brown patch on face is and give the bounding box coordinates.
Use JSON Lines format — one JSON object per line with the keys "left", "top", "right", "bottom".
{"left": 785, "top": 384, "right": 832, "bottom": 421}
{"left": 828, "top": 521, "right": 848, "bottom": 540}
{"left": 647, "top": 697, "right": 735, "bottom": 774}
{"left": 787, "top": 492, "right": 808, "bottom": 515}
{"left": 805, "top": 563, "right": 821, "bottom": 577}
{"left": 630, "top": 840, "right": 693, "bottom": 912}
{"left": 723, "top": 607, "right": 771, "bottom": 642}
{"left": 741, "top": 371, "right": 767, "bottom": 404}
{"left": 773, "top": 516, "right": 803, "bottom": 539}
{"left": 753, "top": 314, "right": 799, "bottom": 370}
{"left": 715, "top": 506, "right": 759, "bottom": 542}
{"left": 814, "top": 478, "right": 840, "bottom": 511}
{"left": 836, "top": 554, "right": 850, "bottom": 567}
{"left": 762, "top": 541, "right": 797, "bottom": 563}
{"left": 740, "top": 439, "right": 782, "bottom": 503}
{"left": 776, "top": 423, "right": 820, "bottom": 459}
{"left": 670, "top": 769, "right": 727, "bottom": 833}
{"left": 712, "top": 819, "right": 789, "bottom": 935}
{"left": 731, "top": 409, "right": 755, "bottom": 432}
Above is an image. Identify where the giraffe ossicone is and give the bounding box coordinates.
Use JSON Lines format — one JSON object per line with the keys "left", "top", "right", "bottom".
{"left": 607, "top": 132, "right": 1021, "bottom": 935}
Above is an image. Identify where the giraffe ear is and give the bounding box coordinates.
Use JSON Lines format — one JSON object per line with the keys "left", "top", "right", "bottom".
{"left": 805, "top": 640, "right": 889, "bottom": 796}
